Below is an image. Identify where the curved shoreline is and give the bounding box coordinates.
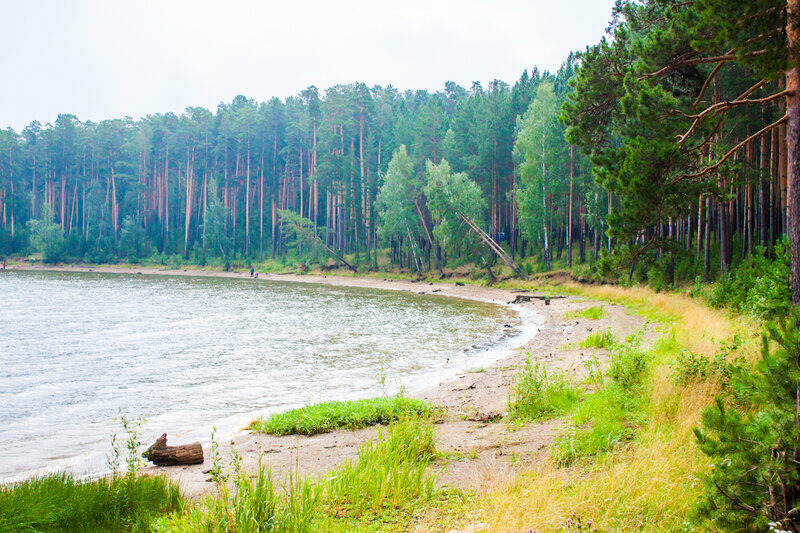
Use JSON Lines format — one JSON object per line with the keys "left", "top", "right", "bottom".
{"left": 4, "top": 264, "right": 649, "bottom": 499}
{"left": 5, "top": 262, "right": 523, "bottom": 306}
{"left": 2, "top": 264, "right": 544, "bottom": 484}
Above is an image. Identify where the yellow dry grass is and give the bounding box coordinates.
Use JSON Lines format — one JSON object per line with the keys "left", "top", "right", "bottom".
{"left": 476, "top": 283, "right": 760, "bottom": 532}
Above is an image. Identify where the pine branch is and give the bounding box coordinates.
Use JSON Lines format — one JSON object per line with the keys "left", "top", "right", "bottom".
{"left": 712, "top": 480, "right": 759, "bottom": 513}
{"left": 640, "top": 50, "right": 766, "bottom": 80}
{"left": 678, "top": 90, "right": 790, "bottom": 145}
{"left": 691, "top": 58, "right": 728, "bottom": 111}
{"left": 671, "top": 114, "right": 788, "bottom": 185}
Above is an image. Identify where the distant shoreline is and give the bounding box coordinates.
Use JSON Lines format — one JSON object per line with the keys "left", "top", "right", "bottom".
{"left": 5, "top": 262, "right": 526, "bottom": 307}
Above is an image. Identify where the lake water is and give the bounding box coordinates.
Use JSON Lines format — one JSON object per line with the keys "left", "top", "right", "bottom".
{"left": 0, "top": 270, "right": 537, "bottom": 481}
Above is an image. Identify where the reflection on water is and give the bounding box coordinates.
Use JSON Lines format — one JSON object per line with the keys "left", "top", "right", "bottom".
{"left": 0, "top": 270, "right": 530, "bottom": 480}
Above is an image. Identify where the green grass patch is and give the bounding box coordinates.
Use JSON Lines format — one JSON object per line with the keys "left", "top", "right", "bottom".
{"left": 249, "top": 396, "right": 434, "bottom": 436}
{"left": 553, "top": 332, "right": 654, "bottom": 465}
{"left": 579, "top": 328, "right": 616, "bottom": 349}
{"left": 0, "top": 473, "right": 183, "bottom": 532}
{"left": 566, "top": 305, "right": 606, "bottom": 320}
{"left": 323, "top": 416, "right": 436, "bottom": 516}
{"left": 508, "top": 357, "right": 580, "bottom": 421}
{"left": 153, "top": 463, "right": 321, "bottom": 532}
{"left": 158, "top": 416, "right": 439, "bottom": 532}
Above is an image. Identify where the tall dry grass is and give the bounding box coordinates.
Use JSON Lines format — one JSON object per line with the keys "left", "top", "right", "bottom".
{"left": 478, "top": 283, "right": 759, "bottom": 532}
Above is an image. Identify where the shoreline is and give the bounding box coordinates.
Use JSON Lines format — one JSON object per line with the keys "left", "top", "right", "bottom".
{"left": 4, "top": 264, "right": 649, "bottom": 498}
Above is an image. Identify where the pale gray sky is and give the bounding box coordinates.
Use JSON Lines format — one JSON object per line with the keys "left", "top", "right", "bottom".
{"left": 0, "top": 0, "right": 616, "bottom": 132}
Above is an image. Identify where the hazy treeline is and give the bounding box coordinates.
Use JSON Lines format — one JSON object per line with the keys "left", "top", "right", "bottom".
{"left": 0, "top": 70, "right": 578, "bottom": 267}
{"left": 0, "top": 0, "right": 795, "bottom": 293}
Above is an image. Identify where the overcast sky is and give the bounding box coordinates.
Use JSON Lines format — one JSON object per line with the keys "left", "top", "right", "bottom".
{"left": 0, "top": 0, "right": 616, "bottom": 132}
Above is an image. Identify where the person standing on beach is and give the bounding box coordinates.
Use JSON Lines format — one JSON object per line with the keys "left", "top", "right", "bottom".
{"left": 1, "top": 259, "right": 5, "bottom": 270}
{"left": 250, "top": 267, "right": 254, "bottom": 278}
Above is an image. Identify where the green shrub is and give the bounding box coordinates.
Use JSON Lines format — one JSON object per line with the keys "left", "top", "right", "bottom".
{"left": 509, "top": 357, "right": 580, "bottom": 421}
{"left": 249, "top": 396, "right": 433, "bottom": 436}
{"left": 670, "top": 335, "right": 747, "bottom": 388}
{"left": 0, "top": 474, "right": 183, "bottom": 532}
{"left": 708, "top": 239, "right": 791, "bottom": 319}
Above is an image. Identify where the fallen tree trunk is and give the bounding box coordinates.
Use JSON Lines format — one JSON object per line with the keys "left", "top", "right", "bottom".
{"left": 457, "top": 213, "right": 529, "bottom": 280}
{"left": 286, "top": 219, "right": 358, "bottom": 272}
{"left": 143, "top": 433, "right": 204, "bottom": 466}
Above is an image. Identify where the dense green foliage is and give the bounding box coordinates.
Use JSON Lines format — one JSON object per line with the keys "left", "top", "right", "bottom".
{"left": 0, "top": 473, "right": 183, "bottom": 532}
{"left": 708, "top": 238, "right": 792, "bottom": 319}
{"left": 0, "top": 75, "right": 570, "bottom": 273}
{"left": 563, "top": 0, "right": 792, "bottom": 289}
{"left": 695, "top": 313, "right": 800, "bottom": 530}
{"left": 248, "top": 396, "right": 433, "bottom": 436}
{"left": 0, "top": 0, "right": 791, "bottom": 288}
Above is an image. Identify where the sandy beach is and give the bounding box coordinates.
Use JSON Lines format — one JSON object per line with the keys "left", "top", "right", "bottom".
{"left": 7, "top": 264, "right": 650, "bottom": 498}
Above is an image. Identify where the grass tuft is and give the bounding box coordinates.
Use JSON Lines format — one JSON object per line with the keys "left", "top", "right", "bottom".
{"left": 0, "top": 473, "right": 183, "bottom": 532}
{"left": 158, "top": 416, "right": 439, "bottom": 532}
{"left": 579, "top": 328, "right": 616, "bottom": 349}
{"left": 249, "top": 396, "right": 433, "bottom": 436}
{"left": 323, "top": 416, "right": 436, "bottom": 516}
{"left": 153, "top": 462, "right": 321, "bottom": 532}
{"left": 566, "top": 305, "right": 606, "bottom": 320}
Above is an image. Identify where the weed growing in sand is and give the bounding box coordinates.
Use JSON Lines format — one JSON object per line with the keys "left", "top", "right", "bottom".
{"left": 554, "top": 332, "right": 655, "bottom": 465}
{"left": 106, "top": 410, "right": 146, "bottom": 478}
{"left": 207, "top": 427, "right": 229, "bottom": 485}
{"left": 156, "top": 416, "right": 439, "bottom": 532}
{"left": 249, "top": 396, "right": 433, "bottom": 436}
{"left": 509, "top": 357, "right": 580, "bottom": 421}
{"left": 579, "top": 329, "right": 616, "bottom": 349}
{"left": 566, "top": 305, "right": 606, "bottom": 320}
{"left": 324, "top": 416, "right": 436, "bottom": 514}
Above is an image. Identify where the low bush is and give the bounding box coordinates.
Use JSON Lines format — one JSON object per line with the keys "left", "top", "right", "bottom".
{"left": 707, "top": 239, "right": 791, "bottom": 319}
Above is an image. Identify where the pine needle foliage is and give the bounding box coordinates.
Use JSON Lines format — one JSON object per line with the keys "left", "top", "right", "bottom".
{"left": 695, "top": 310, "right": 800, "bottom": 531}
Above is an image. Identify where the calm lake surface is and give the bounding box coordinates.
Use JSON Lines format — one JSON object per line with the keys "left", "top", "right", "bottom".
{"left": 0, "top": 270, "right": 536, "bottom": 481}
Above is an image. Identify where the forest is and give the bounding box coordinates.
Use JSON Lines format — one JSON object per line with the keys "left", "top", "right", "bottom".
{"left": 0, "top": 0, "right": 796, "bottom": 309}
{"left": 5, "top": 0, "right": 800, "bottom": 530}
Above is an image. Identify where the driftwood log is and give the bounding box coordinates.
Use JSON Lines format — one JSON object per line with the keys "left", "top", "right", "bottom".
{"left": 143, "top": 433, "right": 204, "bottom": 466}
{"left": 509, "top": 294, "right": 567, "bottom": 305}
